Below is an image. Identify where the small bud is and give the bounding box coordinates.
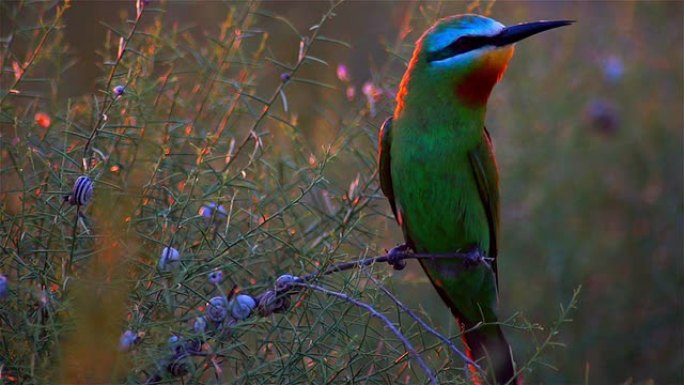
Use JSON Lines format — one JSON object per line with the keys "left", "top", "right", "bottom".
{"left": 230, "top": 294, "right": 256, "bottom": 320}
{"left": 206, "top": 296, "right": 228, "bottom": 322}
{"left": 34, "top": 112, "right": 51, "bottom": 128}
{"left": 193, "top": 316, "right": 207, "bottom": 333}
{"left": 0, "top": 274, "right": 7, "bottom": 299}
{"left": 119, "top": 330, "right": 141, "bottom": 352}
{"left": 280, "top": 72, "right": 291, "bottom": 82}
{"left": 158, "top": 247, "right": 181, "bottom": 272}
{"left": 346, "top": 85, "right": 356, "bottom": 101}
{"left": 113, "top": 85, "right": 125, "bottom": 96}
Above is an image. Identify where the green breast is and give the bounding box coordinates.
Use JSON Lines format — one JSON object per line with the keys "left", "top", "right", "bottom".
{"left": 390, "top": 121, "right": 490, "bottom": 255}
{"left": 390, "top": 117, "right": 498, "bottom": 322}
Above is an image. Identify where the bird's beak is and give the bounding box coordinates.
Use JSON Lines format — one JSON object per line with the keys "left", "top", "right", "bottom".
{"left": 492, "top": 20, "right": 574, "bottom": 47}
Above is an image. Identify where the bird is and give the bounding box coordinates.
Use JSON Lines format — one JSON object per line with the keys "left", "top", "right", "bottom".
{"left": 378, "top": 14, "right": 572, "bottom": 385}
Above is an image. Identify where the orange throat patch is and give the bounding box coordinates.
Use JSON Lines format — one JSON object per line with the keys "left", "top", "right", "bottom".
{"left": 456, "top": 47, "right": 514, "bottom": 107}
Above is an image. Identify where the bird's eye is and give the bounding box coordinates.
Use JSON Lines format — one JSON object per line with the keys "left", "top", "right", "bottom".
{"left": 426, "top": 35, "right": 492, "bottom": 63}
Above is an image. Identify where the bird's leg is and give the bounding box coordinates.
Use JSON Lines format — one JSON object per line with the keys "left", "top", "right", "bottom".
{"left": 386, "top": 243, "right": 412, "bottom": 270}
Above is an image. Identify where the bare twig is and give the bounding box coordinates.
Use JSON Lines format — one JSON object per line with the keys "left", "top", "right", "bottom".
{"left": 365, "top": 273, "right": 482, "bottom": 372}
{"left": 300, "top": 249, "right": 491, "bottom": 282}
{"left": 292, "top": 281, "right": 438, "bottom": 385}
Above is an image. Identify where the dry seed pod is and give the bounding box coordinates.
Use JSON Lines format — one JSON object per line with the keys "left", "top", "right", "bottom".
{"left": 65, "top": 176, "right": 93, "bottom": 206}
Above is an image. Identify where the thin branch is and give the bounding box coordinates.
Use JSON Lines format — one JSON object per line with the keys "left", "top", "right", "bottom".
{"left": 300, "top": 249, "right": 491, "bottom": 282}
{"left": 365, "top": 274, "right": 482, "bottom": 372}
{"left": 292, "top": 282, "right": 438, "bottom": 385}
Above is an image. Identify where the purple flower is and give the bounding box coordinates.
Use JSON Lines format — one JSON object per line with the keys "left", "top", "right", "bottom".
{"left": 208, "top": 270, "right": 224, "bottom": 284}
{"left": 346, "top": 85, "right": 356, "bottom": 101}
{"left": 602, "top": 55, "right": 624, "bottom": 83}
{"left": 113, "top": 85, "right": 125, "bottom": 96}
{"left": 336, "top": 64, "right": 350, "bottom": 82}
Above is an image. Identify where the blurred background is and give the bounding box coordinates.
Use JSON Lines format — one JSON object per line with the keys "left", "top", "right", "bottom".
{"left": 1, "top": 1, "right": 682, "bottom": 384}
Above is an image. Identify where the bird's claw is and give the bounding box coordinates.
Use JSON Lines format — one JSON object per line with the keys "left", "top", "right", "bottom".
{"left": 387, "top": 243, "right": 412, "bottom": 270}
{"left": 463, "top": 247, "right": 487, "bottom": 267}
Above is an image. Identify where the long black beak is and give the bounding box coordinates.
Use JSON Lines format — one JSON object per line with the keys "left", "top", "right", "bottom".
{"left": 492, "top": 20, "right": 574, "bottom": 47}
{"left": 426, "top": 19, "right": 574, "bottom": 63}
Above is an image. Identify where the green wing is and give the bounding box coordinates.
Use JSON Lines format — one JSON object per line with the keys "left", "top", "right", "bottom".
{"left": 378, "top": 117, "right": 398, "bottom": 219}
{"left": 468, "top": 127, "right": 501, "bottom": 283}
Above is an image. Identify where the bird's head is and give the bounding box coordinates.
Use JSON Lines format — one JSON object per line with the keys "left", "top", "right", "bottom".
{"left": 396, "top": 14, "right": 572, "bottom": 112}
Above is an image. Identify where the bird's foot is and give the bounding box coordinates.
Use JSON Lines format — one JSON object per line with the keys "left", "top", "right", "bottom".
{"left": 463, "top": 247, "right": 488, "bottom": 268}
{"left": 386, "top": 243, "right": 412, "bottom": 270}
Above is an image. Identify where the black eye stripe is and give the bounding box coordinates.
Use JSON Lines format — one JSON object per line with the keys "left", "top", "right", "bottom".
{"left": 426, "top": 35, "right": 494, "bottom": 63}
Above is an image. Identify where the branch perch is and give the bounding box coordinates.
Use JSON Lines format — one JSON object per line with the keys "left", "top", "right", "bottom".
{"left": 143, "top": 249, "right": 491, "bottom": 384}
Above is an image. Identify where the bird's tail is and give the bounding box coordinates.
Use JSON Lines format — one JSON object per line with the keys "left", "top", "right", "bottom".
{"left": 461, "top": 321, "right": 518, "bottom": 385}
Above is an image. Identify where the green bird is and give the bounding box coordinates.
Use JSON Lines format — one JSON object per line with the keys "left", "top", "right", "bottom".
{"left": 378, "top": 14, "right": 572, "bottom": 384}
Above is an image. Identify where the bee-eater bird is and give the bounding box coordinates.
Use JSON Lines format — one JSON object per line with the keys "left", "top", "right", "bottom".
{"left": 378, "top": 14, "right": 572, "bottom": 384}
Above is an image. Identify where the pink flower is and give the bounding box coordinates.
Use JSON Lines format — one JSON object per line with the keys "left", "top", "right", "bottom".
{"left": 336, "top": 64, "right": 350, "bottom": 82}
